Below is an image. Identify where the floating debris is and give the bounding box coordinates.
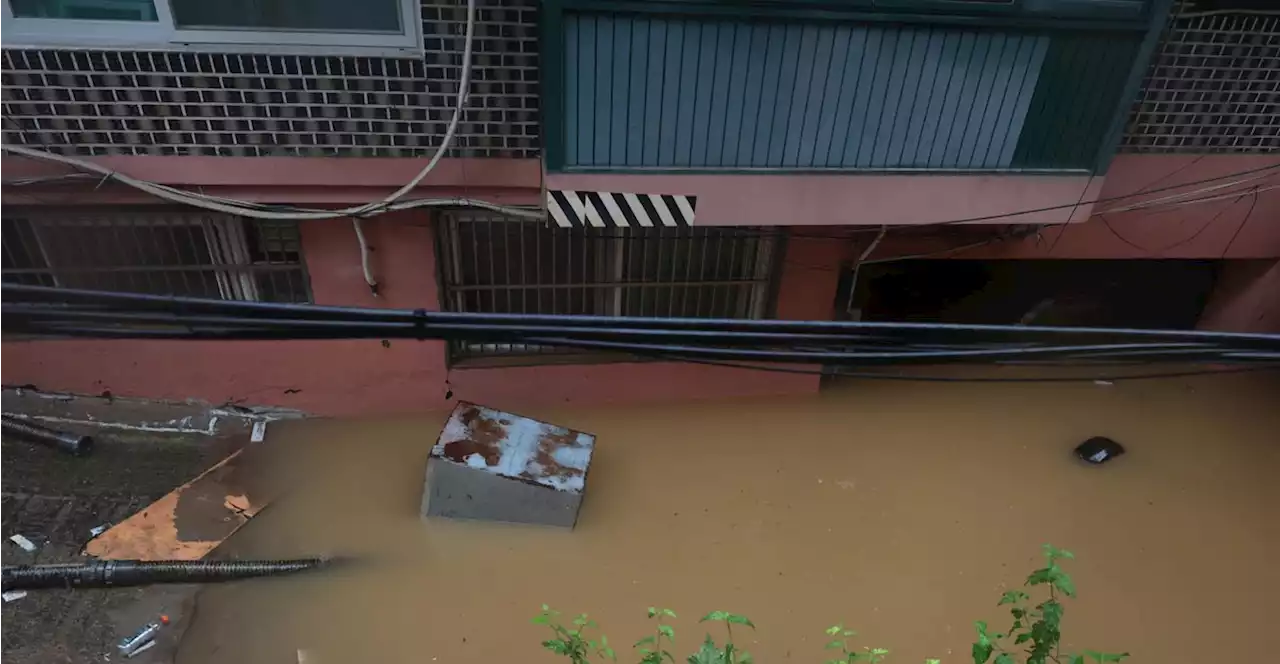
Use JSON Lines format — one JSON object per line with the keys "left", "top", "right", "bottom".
{"left": 118, "top": 615, "right": 168, "bottom": 657}
{"left": 86, "top": 444, "right": 279, "bottom": 561}
{"left": 421, "top": 402, "right": 596, "bottom": 528}
{"left": 1075, "top": 436, "right": 1126, "bottom": 465}
{"left": 8, "top": 534, "right": 37, "bottom": 552}
{"left": 125, "top": 640, "right": 157, "bottom": 659}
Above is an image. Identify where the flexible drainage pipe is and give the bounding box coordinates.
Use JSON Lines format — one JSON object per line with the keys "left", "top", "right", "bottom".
{"left": 2, "top": 417, "right": 94, "bottom": 456}
{"left": 2, "top": 558, "right": 328, "bottom": 591}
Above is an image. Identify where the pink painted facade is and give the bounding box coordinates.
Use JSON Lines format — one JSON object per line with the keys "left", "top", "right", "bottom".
{"left": 545, "top": 171, "right": 1102, "bottom": 227}
{"left": 2, "top": 156, "right": 544, "bottom": 207}
{"left": 1, "top": 211, "right": 835, "bottom": 416}
{"left": 1197, "top": 260, "right": 1280, "bottom": 334}
{"left": 860, "top": 154, "right": 1280, "bottom": 261}
{"left": 3, "top": 153, "right": 1277, "bottom": 415}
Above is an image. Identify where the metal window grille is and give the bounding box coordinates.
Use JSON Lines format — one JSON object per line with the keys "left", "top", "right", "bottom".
{"left": 436, "top": 214, "right": 779, "bottom": 359}
{"left": 1121, "top": 10, "right": 1280, "bottom": 152}
{"left": 1, "top": 208, "right": 311, "bottom": 302}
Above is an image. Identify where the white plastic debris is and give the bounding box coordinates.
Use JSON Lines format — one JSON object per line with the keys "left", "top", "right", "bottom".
{"left": 90, "top": 524, "right": 109, "bottom": 537}
{"left": 9, "top": 534, "right": 37, "bottom": 552}
{"left": 3, "top": 590, "right": 28, "bottom": 602}
{"left": 251, "top": 420, "right": 268, "bottom": 443}
{"left": 1093, "top": 380, "right": 1115, "bottom": 386}
{"left": 125, "top": 640, "right": 157, "bottom": 658}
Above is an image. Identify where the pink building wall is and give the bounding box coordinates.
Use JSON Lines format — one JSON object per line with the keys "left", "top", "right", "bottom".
{"left": 1, "top": 212, "right": 837, "bottom": 416}
{"left": 6, "top": 153, "right": 1272, "bottom": 257}
{"left": 1197, "top": 260, "right": 1280, "bottom": 334}
{"left": 3, "top": 153, "right": 1276, "bottom": 414}
{"left": 1, "top": 156, "right": 545, "bottom": 208}
{"left": 545, "top": 171, "right": 1102, "bottom": 227}
{"left": 842, "top": 155, "right": 1280, "bottom": 261}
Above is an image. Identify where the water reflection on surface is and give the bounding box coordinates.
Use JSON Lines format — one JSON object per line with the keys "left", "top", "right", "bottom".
{"left": 180, "top": 370, "right": 1280, "bottom": 664}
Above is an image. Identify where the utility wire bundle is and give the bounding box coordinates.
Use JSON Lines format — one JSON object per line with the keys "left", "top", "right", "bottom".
{"left": 5, "top": 283, "right": 1279, "bottom": 382}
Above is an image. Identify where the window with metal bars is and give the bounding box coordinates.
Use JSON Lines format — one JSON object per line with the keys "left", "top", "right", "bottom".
{"left": 1, "top": 208, "right": 311, "bottom": 303}
{"left": 436, "top": 214, "right": 779, "bottom": 361}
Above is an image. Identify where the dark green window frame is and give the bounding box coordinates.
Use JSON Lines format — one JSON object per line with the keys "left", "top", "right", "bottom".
{"left": 540, "top": 0, "right": 1175, "bottom": 175}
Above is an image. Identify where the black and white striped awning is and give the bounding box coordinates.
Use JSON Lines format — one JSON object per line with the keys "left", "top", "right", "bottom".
{"left": 546, "top": 190, "right": 697, "bottom": 228}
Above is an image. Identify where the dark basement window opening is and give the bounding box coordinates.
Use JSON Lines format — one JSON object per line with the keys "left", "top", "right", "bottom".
{"left": 850, "top": 259, "right": 1218, "bottom": 329}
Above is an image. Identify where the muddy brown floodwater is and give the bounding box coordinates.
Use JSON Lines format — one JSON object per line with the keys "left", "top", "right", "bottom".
{"left": 178, "top": 370, "right": 1280, "bottom": 664}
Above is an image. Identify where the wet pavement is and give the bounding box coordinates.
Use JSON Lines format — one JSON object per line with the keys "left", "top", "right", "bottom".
{"left": 1, "top": 433, "right": 235, "bottom": 663}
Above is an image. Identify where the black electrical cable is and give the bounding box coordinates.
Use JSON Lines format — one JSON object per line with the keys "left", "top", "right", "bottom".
{"left": 5, "top": 302, "right": 1258, "bottom": 352}
{"left": 14, "top": 308, "right": 1265, "bottom": 368}
{"left": 1130, "top": 155, "right": 1207, "bottom": 194}
{"left": 2, "top": 306, "right": 903, "bottom": 346}
{"left": 17, "top": 317, "right": 1276, "bottom": 381}
{"left": 1218, "top": 189, "right": 1260, "bottom": 259}
{"left": 1097, "top": 188, "right": 1252, "bottom": 256}
{"left": 14, "top": 282, "right": 1275, "bottom": 380}
{"left": 13, "top": 317, "right": 1246, "bottom": 365}
{"left": 514, "top": 337, "right": 1234, "bottom": 364}
{"left": 650, "top": 355, "right": 1280, "bottom": 382}
{"left": 6, "top": 284, "right": 1279, "bottom": 348}
{"left": 7, "top": 284, "right": 1277, "bottom": 384}
{"left": 1043, "top": 173, "right": 1097, "bottom": 256}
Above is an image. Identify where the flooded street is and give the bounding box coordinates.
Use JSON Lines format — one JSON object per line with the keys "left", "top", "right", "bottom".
{"left": 179, "top": 371, "right": 1280, "bottom": 664}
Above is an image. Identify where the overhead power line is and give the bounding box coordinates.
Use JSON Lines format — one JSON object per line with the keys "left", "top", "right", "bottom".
{"left": 5, "top": 285, "right": 1276, "bottom": 386}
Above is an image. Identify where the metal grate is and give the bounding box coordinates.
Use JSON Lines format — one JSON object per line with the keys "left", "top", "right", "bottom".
{"left": 1121, "top": 11, "right": 1279, "bottom": 152}
{"left": 436, "top": 214, "right": 779, "bottom": 359}
{"left": 1, "top": 208, "right": 311, "bottom": 302}
{"left": 0, "top": 0, "right": 540, "bottom": 157}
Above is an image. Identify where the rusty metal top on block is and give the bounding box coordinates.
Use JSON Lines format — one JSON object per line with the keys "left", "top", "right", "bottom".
{"left": 432, "top": 402, "right": 595, "bottom": 494}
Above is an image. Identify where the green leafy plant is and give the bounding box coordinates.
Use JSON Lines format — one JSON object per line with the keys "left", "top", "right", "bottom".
{"left": 694, "top": 611, "right": 755, "bottom": 664}
{"left": 532, "top": 545, "right": 1123, "bottom": 664}
{"left": 533, "top": 604, "right": 616, "bottom": 664}
{"left": 636, "top": 608, "right": 679, "bottom": 664}
{"left": 823, "top": 624, "right": 890, "bottom": 664}
{"left": 971, "top": 545, "right": 1128, "bottom": 664}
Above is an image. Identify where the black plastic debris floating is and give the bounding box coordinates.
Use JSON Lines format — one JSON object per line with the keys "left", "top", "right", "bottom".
{"left": 1074, "top": 437, "right": 1126, "bottom": 465}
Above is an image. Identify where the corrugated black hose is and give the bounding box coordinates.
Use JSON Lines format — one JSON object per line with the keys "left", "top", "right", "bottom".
{"left": 2, "top": 416, "right": 93, "bottom": 456}
{"left": 2, "top": 558, "right": 329, "bottom": 591}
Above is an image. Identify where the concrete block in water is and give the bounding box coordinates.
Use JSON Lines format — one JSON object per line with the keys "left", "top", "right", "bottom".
{"left": 420, "top": 402, "right": 595, "bottom": 528}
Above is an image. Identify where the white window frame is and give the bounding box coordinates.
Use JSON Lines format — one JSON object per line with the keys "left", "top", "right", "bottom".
{"left": 1, "top": 0, "right": 422, "bottom": 56}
